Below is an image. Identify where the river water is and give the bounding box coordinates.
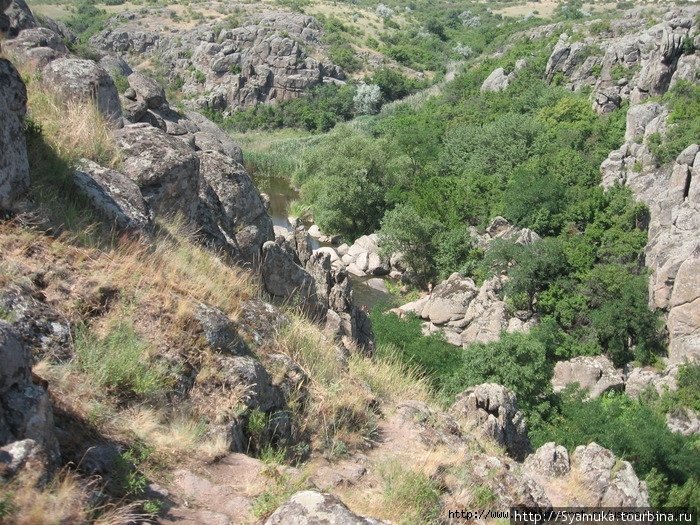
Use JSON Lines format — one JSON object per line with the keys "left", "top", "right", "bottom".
{"left": 254, "top": 175, "right": 391, "bottom": 309}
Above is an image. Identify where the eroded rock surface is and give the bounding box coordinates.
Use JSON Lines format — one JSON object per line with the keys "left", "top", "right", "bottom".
{"left": 450, "top": 383, "right": 531, "bottom": 460}
{"left": 0, "top": 58, "right": 29, "bottom": 210}
{"left": 545, "top": 8, "right": 699, "bottom": 113}
{"left": 552, "top": 356, "right": 625, "bottom": 399}
{"left": 265, "top": 491, "right": 385, "bottom": 525}
{"left": 91, "top": 11, "right": 346, "bottom": 112}
{"left": 0, "top": 321, "right": 59, "bottom": 468}
{"left": 601, "top": 105, "right": 699, "bottom": 364}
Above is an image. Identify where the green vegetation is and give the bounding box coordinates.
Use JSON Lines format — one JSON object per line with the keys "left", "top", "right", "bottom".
{"left": 75, "top": 320, "right": 172, "bottom": 399}
{"left": 648, "top": 81, "right": 700, "bottom": 164}
{"left": 377, "top": 460, "right": 442, "bottom": 524}
{"left": 531, "top": 388, "right": 700, "bottom": 508}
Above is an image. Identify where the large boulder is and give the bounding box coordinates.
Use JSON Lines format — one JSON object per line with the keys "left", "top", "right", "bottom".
{"left": 126, "top": 71, "right": 165, "bottom": 109}
{"left": 196, "top": 151, "right": 273, "bottom": 263}
{"left": 41, "top": 58, "right": 122, "bottom": 121}
{"left": 1, "top": 0, "right": 36, "bottom": 37}
{"left": 114, "top": 123, "right": 200, "bottom": 217}
{"left": 552, "top": 356, "right": 624, "bottom": 399}
{"left": 421, "top": 273, "right": 478, "bottom": 325}
{"left": 524, "top": 442, "right": 570, "bottom": 478}
{"left": 572, "top": 443, "right": 649, "bottom": 506}
{"left": 481, "top": 67, "right": 510, "bottom": 93}
{"left": 0, "top": 321, "right": 59, "bottom": 467}
{"left": 185, "top": 110, "right": 244, "bottom": 164}
{"left": 450, "top": 383, "right": 531, "bottom": 460}
{"left": 261, "top": 241, "right": 319, "bottom": 312}
{"left": 0, "top": 58, "right": 29, "bottom": 210}
{"left": 73, "top": 159, "right": 154, "bottom": 235}
{"left": 265, "top": 491, "right": 385, "bottom": 525}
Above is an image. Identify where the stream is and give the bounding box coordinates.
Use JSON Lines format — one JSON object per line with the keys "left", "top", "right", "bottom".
{"left": 254, "top": 175, "right": 391, "bottom": 310}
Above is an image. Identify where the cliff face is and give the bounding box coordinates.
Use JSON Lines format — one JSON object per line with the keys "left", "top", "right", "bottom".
{"left": 90, "top": 11, "right": 346, "bottom": 112}
{"left": 544, "top": 8, "right": 699, "bottom": 114}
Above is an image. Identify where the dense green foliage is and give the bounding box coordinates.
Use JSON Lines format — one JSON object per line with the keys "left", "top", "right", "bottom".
{"left": 208, "top": 84, "right": 357, "bottom": 133}
{"left": 531, "top": 388, "right": 700, "bottom": 509}
{"left": 648, "top": 82, "right": 700, "bottom": 164}
{"left": 293, "top": 38, "right": 662, "bottom": 366}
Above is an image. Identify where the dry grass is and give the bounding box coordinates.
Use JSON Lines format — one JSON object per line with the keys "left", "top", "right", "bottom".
{"left": 276, "top": 316, "right": 378, "bottom": 453}
{"left": 348, "top": 344, "right": 432, "bottom": 406}
{"left": 120, "top": 407, "right": 230, "bottom": 459}
{"left": 19, "top": 65, "right": 120, "bottom": 168}
{"left": 0, "top": 469, "right": 143, "bottom": 525}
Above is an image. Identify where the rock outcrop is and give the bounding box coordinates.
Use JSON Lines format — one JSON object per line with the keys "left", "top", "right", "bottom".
{"left": 73, "top": 159, "right": 155, "bottom": 235}
{"left": 544, "top": 8, "right": 699, "bottom": 114}
{"left": 91, "top": 11, "right": 346, "bottom": 112}
{"left": 42, "top": 58, "right": 123, "bottom": 122}
{"left": 0, "top": 321, "right": 59, "bottom": 468}
{"left": 600, "top": 104, "right": 699, "bottom": 364}
{"left": 480, "top": 60, "right": 526, "bottom": 93}
{"left": 265, "top": 491, "right": 385, "bottom": 525}
{"left": 552, "top": 355, "right": 625, "bottom": 399}
{"left": 624, "top": 364, "right": 678, "bottom": 398}
{"left": 450, "top": 383, "right": 531, "bottom": 460}
{"left": 0, "top": 56, "right": 29, "bottom": 210}
{"left": 395, "top": 273, "right": 537, "bottom": 348}
{"left": 525, "top": 442, "right": 649, "bottom": 507}
{"left": 572, "top": 443, "right": 649, "bottom": 506}
{"left": 261, "top": 241, "right": 375, "bottom": 354}
{"left": 524, "top": 442, "right": 570, "bottom": 478}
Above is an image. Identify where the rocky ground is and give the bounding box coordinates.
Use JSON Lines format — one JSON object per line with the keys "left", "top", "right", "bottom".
{"left": 0, "top": 0, "right": 698, "bottom": 523}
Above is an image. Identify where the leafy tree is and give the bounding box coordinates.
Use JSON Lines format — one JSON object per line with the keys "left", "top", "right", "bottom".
{"left": 379, "top": 204, "right": 440, "bottom": 281}
{"left": 354, "top": 84, "right": 382, "bottom": 115}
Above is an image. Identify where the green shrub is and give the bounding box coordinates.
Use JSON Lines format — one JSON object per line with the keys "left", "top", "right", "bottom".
{"left": 531, "top": 389, "right": 700, "bottom": 508}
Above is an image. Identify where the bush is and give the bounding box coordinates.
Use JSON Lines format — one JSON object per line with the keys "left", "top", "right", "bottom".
{"left": 531, "top": 389, "right": 700, "bottom": 507}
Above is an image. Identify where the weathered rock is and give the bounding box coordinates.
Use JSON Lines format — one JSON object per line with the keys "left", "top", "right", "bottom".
{"left": 0, "top": 58, "right": 29, "bottom": 210}
{"left": 115, "top": 123, "right": 200, "bottom": 217}
{"left": 544, "top": 10, "right": 698, "bottom": 113}
{"left": 80, "top": 443, "right": 123, "bottom": 476}
{"left": 186, "top": 111, "right": 244, "bottom": 164}
{"left": 2, "top": 0, "right": 36, "bottom": 37}
{"left": 261, "top": 241, "right": 319, "bottom": 312}
{"left": 552, "top": 356, "right": 625, "bottom": 399}
{"left": 625, "top": 365, "right": 677, "bottom": 398}
{"left": 127, "top": 71, "right": 165, "bottom": 109}
{"left": 450, "top": 383, "right": 531, "bottom": 460}
{"left": 458, "top": 276, "right": 510, "bottom": 345}
{"left": 73, "top": 159, "right": 154, "bottom": 235}
{"left": 481, "top": 67, "right": 510, "bottom": 93}
{"left": 600, "top": 102, "right": 699, "bottom": 363}
{"left": 0, "top": 439, "right": 48, "bottom": 481}
{"left": 572, "top": 443, "right": 649, "bottom": 506}
{"left": 666, "top": 408, "right": 700, "bottom": 436}
{"left": 196, "top": 150, "right": 273, "bottom": 263}
{"left": 90, "top": 12, "right": 346, "bottom": 112}
{"left": 0, "top": 287, "right": 71, "bottom": 361}
{"left": 421, "top": 273, "right": 478, "bottom": 325}
{"left": 0, "top": 321, "right": 59, "bottom": 467}
{"left": 41, "top": 58, "right": 122, "bottom": 121}
{"left": 99, "top": 53, "right": 132, "bottom": 77}
{"left": 1, "top": 27, "right": 68, "bottom": 68}
{"left": 524, "top": 442, "right": 570, "bottom": 477}
{"left": 195, "top": 303, "right": 247, "bottom": 356}
{"left": 265, "top": 490, "right": 384, "bottom": 525}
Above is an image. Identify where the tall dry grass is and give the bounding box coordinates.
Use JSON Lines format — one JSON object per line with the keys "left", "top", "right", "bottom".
{"left": 1, "top": 469, "right": 144, "bottom": 525}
